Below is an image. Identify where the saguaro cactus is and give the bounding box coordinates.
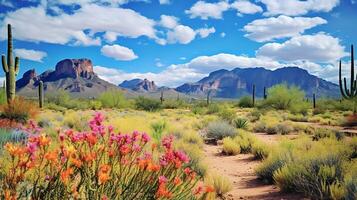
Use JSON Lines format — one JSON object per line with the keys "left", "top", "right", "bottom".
{"left": 313, "top": 93, "right": 316, "bottom": 109}
{"left": 339, "top": 45, "right": 356, "bottom": 112}
{"left": 1, "top": 24, "right": 20, "bottom": 104}
{"left": 263, "top": 86, "right": 267, "bottom": 100}
{"left": 207, "top": 90, "right": 211, "bottom": 105}
{"left": 252, "top": 84, "right": 255, "bottom": 107}
{"left": 38, "top": 81, "right": 44, "bottom": 108}
{"left": 160, "top": 91, "right": 164, "bottom": 104}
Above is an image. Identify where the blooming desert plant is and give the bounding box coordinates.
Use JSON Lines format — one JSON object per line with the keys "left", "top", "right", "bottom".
{"left": 0, "top": 113, "right": 213, "bottom": 199}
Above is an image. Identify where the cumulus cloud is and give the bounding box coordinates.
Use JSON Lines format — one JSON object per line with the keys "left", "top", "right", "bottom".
{"left": 159, "top": 15, "right": 179, "bottom": 29}
{"left": 101, "top": 44, "right": 138, "bottom": 61}
{"left": 14, "top": 48, "right": 47, "bottom": 62}
{"left": 260, "top": 0, "right": 340, "bottom": 16}
{"left": 243, "top": 15, "right": 327, "bottom": 42}
{"left": 166, "top": 25, "right": 197, "bottom": 44}
{"left": 159, "top": 0, "right": 170, "bottom": 4}
{"left": 196, "top": 27, "right": 216, "bottom": 38}
{"left": 185, "top": 1, "right": 230, "bottom": 20}
{"left": 256, "top": 33, "right": 347, "bottom": 63}
{"left": 231, "top": 0, "right": 263, "bottom": 15}
{"left": 0, "top": 4, "right": 156, "bottom": 46}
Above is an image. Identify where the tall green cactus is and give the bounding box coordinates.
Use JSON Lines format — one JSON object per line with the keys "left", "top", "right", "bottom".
{"left": 263, "top": 86, "right": 267, "bottom": 100}
{"left": 207, "top": 90, "right": 211, "bottom": 105}
{"left": 38, "top": 81, "right": 44, "bottom": 108}
{"left": 252, "top": 84, "right": 255, "bottom": 107}
{"left": 313, "top": 93, "right": 316, "bottom": 109}
{"left": 1, "top": 24, "right": 19, "bottom": 104}
{"left": 339, "top": 45, "right": 356, "bottom": 112}
{"left": 160, "top": 91, "right": 164, "bottom": 104}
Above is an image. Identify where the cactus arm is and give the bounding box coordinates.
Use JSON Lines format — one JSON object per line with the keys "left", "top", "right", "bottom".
{"left": 7, "top": 24, "right": 13, "bottom": 67}
{"left": 351, "top": 45, "right": 355, "bottom": 92}
{"left": 2, "top": 55, "right": 8, "bottom": 72}
{"left": 343, "top": 78, "right": 351, "bottom": 96}
{"left": 14, "top": 56, "right": 19, "bottom": 75}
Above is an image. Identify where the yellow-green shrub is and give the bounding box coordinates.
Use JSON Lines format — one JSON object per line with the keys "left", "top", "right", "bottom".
{"left": 222, "top": 137, "right": 240, "bottom": 155}
{"left": 206, "top": 173, "right": 233, "bottom": 198}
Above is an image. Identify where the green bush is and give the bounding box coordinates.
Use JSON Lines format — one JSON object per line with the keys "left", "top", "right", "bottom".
{"left": 99, "top": 90, "right": 127, "bottom": 109}
{"left": 253, "top": 121, "right": 267, "bottom": 133}
{"left": 206, "top": 103, "right": 220, "bottom": 114}
{"left": 135, "top": 96, "right": 161, "bottom": 112}
{"left": 151, "top": 121, "right": 167, "bottom": 142}
{"left": 266, "top": 123, "right": 293, "bottom": 135}
{"left": 217, "top": 108, "right": 236, "bottom": 122}
{"left": 349, "top": 137, "right": 357, "bottom": 159}
{"left": 232, "top": 118, "right": 248, "bottom": 129}
{"left": 248, "top": 109, "right": 261, "bottom": 122}
{"left": 206, "top": 121, "right": 237, "bottom": 140}
{"left": 233, "top": 130, "right": 256, "bottom": 153}
{"left": 162, "top": 99, "right": 188, "bottom": 109}
{"left": 0, "top": 88, "right": 6, "bottom": 105}
{"left": 312, "top": 128, "right": 344, "bottom": 141}
{"left": 89, "top": 100, "right": 102, "bottom": 110}
{"left": 238, "top": 96, "right": 254, "bottom": 108}
{"left": 252, "top": 141, "right": 270, "bottom": 160}
{"left": 222, "top": 137, "right": 241, "bottom": 155}
{"left": 262, "top": 84, "right": 306, "bottom": 113}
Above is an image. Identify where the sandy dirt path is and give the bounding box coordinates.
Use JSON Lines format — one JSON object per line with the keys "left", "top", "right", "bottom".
{"left": 203, "top": 134, "right": 306, "bottom": 200}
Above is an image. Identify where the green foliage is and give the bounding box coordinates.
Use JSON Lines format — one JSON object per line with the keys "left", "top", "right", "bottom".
{"left": 162, "top": 99, "right": 188, "bottom": 109}
{"left": 0, "top": 97, "right": 38, "bottom": 123}
{"left": 88, "top": 100, "right": 102, "bottom": 110}
{"left": 206, "top": 120, "right": 237, "bottom": 140}
{"left": 266, "top": 123, "right": 293, "bottom": 135}
{"left": 0, "top": 88, "right": 6, "bottom": 105}
{"left": 0, "top": 129, "right": 27, "bottom": 152}
{"left": 238, "top": 96, "right": 254, "bottom": 108}
{"left": 349, "top": 137, "right": 357, "bottom": 159}
{"left": 222, "top": 137, "right": 241, "bottom": 155}
{"left": 206, "top": 173, "right": 233, "bottom": 197}
{"left": 247, "top": 109, "right": 261, "bottom": 122}
{"left": 232, "top": 118, "right": 248, "bottom": 129}
{"left": 312, "top": 128, "right": 345, "bottom": 141}
{"left": 135, "top": 96, "right": 161, "bottom": 112}
{"left": 252, "top": 141, "right": 270, "bottom": 160}
{"left": 99, "top": 90, "right": 127, "bottom": 108}
{"left": 206, "top": 103, "right": 220, "bottom": 114}
{"left": 233, "top": 130, "right": 256, "bottom": 153}
{"left": 253, "top": 121, "right": 267, "bottom": 133}
{"left": 217, "top": 107, "right": 236, "bottom": 122}
{"left": 151, "top": 120, "right": 167, "bottom": 142}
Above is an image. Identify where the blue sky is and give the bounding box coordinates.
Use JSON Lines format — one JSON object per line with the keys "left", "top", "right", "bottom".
{"left": 0, "top": 0, "right": 356, "bottom": 87}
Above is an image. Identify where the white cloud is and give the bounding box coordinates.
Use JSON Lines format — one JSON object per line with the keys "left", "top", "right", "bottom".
{"left": 159, "top": 0, "right": 170, "bottom": 4}
{"left": 101, "top": 44, "right": 138, "bottom": 61}
{"left": 14, "top": 48, "right": 47, "bottom": 62}
{"left": 260, "top": 0, "right": 340, "bottom": 16}
{"left": 231, "top": 0, "right": 263, "bottom": 15}
{"left": 220, "top": 32, "right": 226, "bottom": 38}
{"left": 0, "top": 4, "right": 157, "bottom": 46}
{"left": 167, "top": 25, "right": 196, "bottom": 44}
{"left": 256, "top": 33, "right": 347, "bottom": 63}
{"left": 185, "top": 1, "right": 230, "bottom": 20}
{"left": 159, "top": 15, "right": 179, "bottom": 29}
{"left": 196, "top": 27, "right": 216, "bottom": 38}
{"left": 0, "top": 77, "right": 5, "bottom": 87}
{"left": 243, "top": 15, "right": 327, "bottom": 42}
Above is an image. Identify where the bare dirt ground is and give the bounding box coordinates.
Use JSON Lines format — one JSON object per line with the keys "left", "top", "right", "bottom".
{"left": 203, "top": 134, "right": 306, "bottom": 200}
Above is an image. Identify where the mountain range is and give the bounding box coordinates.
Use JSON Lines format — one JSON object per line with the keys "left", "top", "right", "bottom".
{"left": 16, "top": 58, "right": 340, "bottom": 99}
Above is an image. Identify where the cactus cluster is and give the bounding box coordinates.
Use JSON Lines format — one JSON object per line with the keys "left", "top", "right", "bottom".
{"left": 1, "top": 24, "right": 20, "bottom": 104}
{"left": 339, "top": 45, "right": 356, "bottom": 112}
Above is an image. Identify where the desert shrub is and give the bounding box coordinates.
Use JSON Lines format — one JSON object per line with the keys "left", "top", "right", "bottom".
{"left": 63, "top": 111, "right": 90, "bottom": 131}
{"left": 247, "top": 109, "right": 261, "bottom": 122}
{"left": 343, "top": 114, "right": 357, "bottom": 127}
{"left": 217, "top": 108, "right": 236, "bottom": 122}
{"left": 238, "top": 96, "right": 253, "bottom": 108}
{"left": 0, "top": 128, "right": 27, "bottom": 152}
{"left": 206, "top": 103, "right": 220, "bottom": 114}
{"left": 344, "top": 174, "right": 357, "bottom": 200}
{"left": 348, "top": 137, "right": 357, "bottom": 159}
{"left": 312, "top": 128, "right": 344, "bottom": 141}
{"left": 89, "top": 100, "right": 102, "bottom": 110}
{"left": 135, "top": 96, "right": 161, "bottom": 112}
{"left": 233, "top": 130, "right": 256, "bottom": 153}
{"left": 252, "top": 141, "right": 270, "bottom": 160}
{"left": 263, "top": 84, "right": 306, "bottom": 112}
{"left": 206, "top": 121, "right": 237, "bottom": 140}
{"left": 266, "top": 123, "right": 293, "bottom": 135}
{"left": 191, "top": 106, "right": 207, "bottom": 115}
{"left": 232, "top": 118, "right": 248, "bottom": 129}
{"left": 288, "top": 114, "right": 309, "bottom": 122}
{"left": 0, "top": 97, "right": 38, "bottom": 123}
{"left": 162, "top": 99, "right": 188, "bottom": 109}
{"left": 222, "top": 137, "right": 241, "bottom": 155}
{"left": 46, "top": 89, "right": 71, "bottom": 106}
{"left": 206, "top": 173, "right": 233, "bottom": 198}
{"left": 0, "top": 113, "right": 212, "bottom": 199}
{"left": 151, "top": 120, "right": 167, "bottom": 142}
{"left": 99, "top": 89, "right": 127, "bottom": 109}
{"left": 253, "top": 121, "right": 267, "bottom": 133}
{"left": 45, "top": 103, "right": 67, "bottom": 113}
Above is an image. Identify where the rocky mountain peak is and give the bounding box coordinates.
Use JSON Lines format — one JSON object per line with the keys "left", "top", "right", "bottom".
{"left": 54, "top": 58, "right": 95, "bottom": 79}
{"left": 119, "top": 78, "right": 158, "bottom": 92}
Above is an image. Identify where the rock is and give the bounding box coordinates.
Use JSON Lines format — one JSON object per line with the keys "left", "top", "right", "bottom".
{"left": 54, "top": 58, "right": 95, "bottom": 79}
{"left": 119, "top": 78, "right": 158, "bottom": 92}
{"left": 16, "top": 69, "right": 38, "bottom": 88}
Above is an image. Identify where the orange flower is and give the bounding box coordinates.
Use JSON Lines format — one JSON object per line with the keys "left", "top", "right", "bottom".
{"left": 147, "top": 163, "right": 160, "bottom": 172}
{"left": 173, "top": 177, "right": 182, "bottom": 185}
{"left": 205, "top": 185, "right": 215, "bottom": 193}
{"left": 98, "top": 164, "right": 111, "bottom": 185}
{"left": 44, "top": 150, "right": 58, "bottom": 164}
{"left": 86, "top": 134, "right": 97, "bottom": 146}
{"left": 71, "top": 158, "right": 83, "bottom": 168}
{"left": 156, "top": 183, "right": 172, "bottom": 198}
{"left": 193, "top": 185, "right": 203, "bottom": 195}
{"left": 38, "top": 135, "right": 51, "bottom": 146}
{"left": 60, "top": 168, "right": 74, "bottom": 185}
{"left": 174, "top": 159, "right": 182, "bottom": 168}
{"left": 83, "top": 152, "right": 96, "bottom": 163}
{"left": 5, "top": 143, "right": 26, "bottom": 156}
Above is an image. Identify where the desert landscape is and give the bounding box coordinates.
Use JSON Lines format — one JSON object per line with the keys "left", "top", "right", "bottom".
{"left": 0, "top": 0, "right": 356, "bottom": 199}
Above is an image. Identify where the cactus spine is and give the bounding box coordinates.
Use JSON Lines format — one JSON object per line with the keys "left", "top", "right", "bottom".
{"left": 252, "top": 84, "right": 255, "bottom": 107}
{"left": 2, "top": 24, "right": 20, "bottom": 104}
{"left": 263, "top": 86, "right": 267, "bottom": 99}
{"left": 160, "top": 91, "right": 164, "bottom": 104}
{"left": 313, "top": 93, "right": 316, "bottom": 109}
{"left": 38, "top": 81, "right": 44, "bottom": 108}
{"left": 339, "top": 45, "right": 356, "bottom": 113}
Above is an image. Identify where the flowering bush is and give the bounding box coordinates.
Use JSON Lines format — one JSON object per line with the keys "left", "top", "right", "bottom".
{"left": 0, "top": 113, "right": 213, "bottom": 199}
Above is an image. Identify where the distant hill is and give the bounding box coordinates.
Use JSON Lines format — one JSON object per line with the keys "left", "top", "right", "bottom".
{"left": 119, "top": 78, "right": 158, "bottom": 92}
{"left": 16, "top": 58, "right": 120, "bottom": 98}
{"left": 175, "top": 67, "right": 340, "bottom": 98}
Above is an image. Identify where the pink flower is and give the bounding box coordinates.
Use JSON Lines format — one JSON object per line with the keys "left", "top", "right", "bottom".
{"left": 108, "top": 125, "right": 114, "bottom": 133}
{"left": 141, "top": 133, "right": 150, "bottom": 143}
{"left": 27, "top": 142, "right": 38, "bottom": 154}
{"left": 174, "top": 151, "right": 190, "bottom": 163}
{"left": 159, "top": 176, "right": 167, "bottom": 184}
{"left": 162, "top": 135, "right": 174, "bottom": 150}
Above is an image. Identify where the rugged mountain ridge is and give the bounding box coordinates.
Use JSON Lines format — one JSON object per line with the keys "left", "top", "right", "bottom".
{"left": 175, "top": 67, "right": 340, "bottom": 98}
{"left": 119, "top": 78, "right": 158, "bottom": 92}
{"left": 16, "top": 58, "right": 118, "bottom": 98}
